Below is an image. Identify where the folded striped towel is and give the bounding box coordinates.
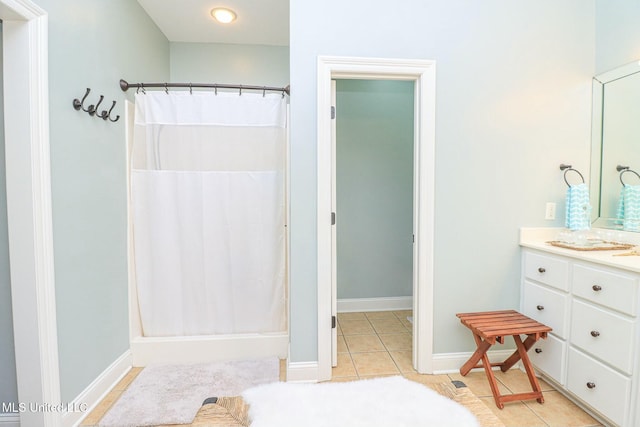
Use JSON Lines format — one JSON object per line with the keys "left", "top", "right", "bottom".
{"left": 565, "top": 183, "right": 591, "bottom": 231}
{"left": 616, "top": 185, "right": 640, "bottom": 232}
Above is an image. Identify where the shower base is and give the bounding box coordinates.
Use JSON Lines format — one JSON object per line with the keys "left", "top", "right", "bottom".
{"left": 130, "top": 332, "right": 288, "bottom": 366}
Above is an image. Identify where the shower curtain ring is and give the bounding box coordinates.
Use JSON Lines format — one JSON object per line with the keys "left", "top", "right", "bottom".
{"left": 239, "top": 85, "right": 243, "bottom": 96}
{"left": 189, "top": 83, "right": 193, "bottom": 95}
{"left": 164, "top": 83, "right": 169, "bottom": 94}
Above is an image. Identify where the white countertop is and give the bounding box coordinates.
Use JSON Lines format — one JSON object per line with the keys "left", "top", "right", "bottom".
{"left": 520, "top": 228, "right": 640, "bottom": 274}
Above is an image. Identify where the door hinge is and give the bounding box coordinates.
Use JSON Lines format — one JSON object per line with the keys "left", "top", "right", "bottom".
{"left": 331, "top": 212, "right": 336, "bottom": 225}
{"left": 331, "top": 106, "right": 336, "bottom": 119}
{"left": 332, "top": 316, "right": 337, "bottom": 329}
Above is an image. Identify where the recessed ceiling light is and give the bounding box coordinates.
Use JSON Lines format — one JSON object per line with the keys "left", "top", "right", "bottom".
{"left": 211, "top": 8, "right": 237, "bottom": 24}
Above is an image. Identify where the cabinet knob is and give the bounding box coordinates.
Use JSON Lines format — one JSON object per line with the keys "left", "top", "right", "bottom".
{"left": 586, "top": 382, "right": 596, "bottom": 389}
{"left": 536, "top": 305, "right": 544, "bottom": 311}
{"left": 538, "top": 267, "right": 546, "bottom": 273}
{"left": 535, "top": 348, "right": 542, "bottom": 353}
{"left": 592, "top": 284, "right": 602, "bottom": 292}
{"left": 590, "top": 330, "right": 600, "bottom": 338}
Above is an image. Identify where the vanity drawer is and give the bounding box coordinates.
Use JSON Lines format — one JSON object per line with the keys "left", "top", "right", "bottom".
{"left": 573, "top": 264, "right": 638, "bottom": 316}
{"left": 567, "top": 347, "right": 630, "bottom": 427}
{"left": 523, "top": 251, "right": 569, "bottom": 291}
{"left": 530, "top": 333, "right": 566, "bottom": 385}
{"left": 522, "top": 281, "right": 569, "bottom": 339}
{"left": 570, "top": 299, "right": 635, "bottom": 374}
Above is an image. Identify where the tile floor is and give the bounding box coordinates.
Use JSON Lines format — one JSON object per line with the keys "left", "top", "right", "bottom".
{"left": 334, "top": 310, "right": 603, "bottom": 427}
{"left": 81, "top": 310, "right": 605, "bottom": 427}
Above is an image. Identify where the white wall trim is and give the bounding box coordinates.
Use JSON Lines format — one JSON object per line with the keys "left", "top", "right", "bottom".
{"left": 431, "top": 350, "right": 518, "bottom": 374}
{"left": 2, "top": 2, "right": 60, "bottom": 426}
{"left": 284, "top": 351, "right": 516, "bottom": 382}
{"left": 64, "top": 351, "right": 132, "bottom": 427}
{"left": 337, "top": 296, "right": 413, "bottom": 313}
{"left": 285, "top": 361, "right": 319, "bottom": 383}
{"left": 317, "top": 56, "right": 436, "bottom": 381}
{"left": 0, "top": 0, "right": 41, "bottom": 18}
{"left": 0, "top": 414, "right": 20, "bottom": 427}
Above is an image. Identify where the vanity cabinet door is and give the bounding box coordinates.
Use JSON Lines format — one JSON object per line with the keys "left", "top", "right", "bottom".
{"left": 529, "top": 333, "right": 566, "bottom": 385}
{"left": 522, "top": 281, "right": 569, "bottom": 339}
{"left": 573, "top": 264, "right": 638, "bottom": 316}
{"left": 570, "top": 299, "right": 635, "bottom": 375}
{"left": 523, "top": 251, "right": 569, "bottom": 291}
{"left": 567, "top": 347, "right": 631, "bottom": 427}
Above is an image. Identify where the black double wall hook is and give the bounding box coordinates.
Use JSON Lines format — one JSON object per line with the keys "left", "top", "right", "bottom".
{"left": 90, "top": 95, "right": 104, "bottom": 116}
{"left": 106, "top": 101, "right": 120, "bottom": 122}
{"left": 72, "top": 88, "right": 94, "bottom": 113}
{"left": 73, "top": 88, "right": 120, "bottom": 122}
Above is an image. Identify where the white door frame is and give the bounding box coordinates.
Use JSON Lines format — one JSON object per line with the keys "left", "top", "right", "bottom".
{"left": 317, "top": 56, "right": 436, "bottom": 381}
{"left": 2, "top": 1, "right": 60, "bottom": 426}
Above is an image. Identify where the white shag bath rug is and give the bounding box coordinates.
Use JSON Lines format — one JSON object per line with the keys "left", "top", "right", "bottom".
{"left": 242, "top": 375, "right": 480, "bottom": 427}
{"left": 98, "top": 358, "right": 279, "bottom": 427}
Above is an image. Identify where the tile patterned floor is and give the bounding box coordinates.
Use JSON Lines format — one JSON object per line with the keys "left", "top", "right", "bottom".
{"left": 334, "top": 310, "right": 603, "bottom": 427}
{"left": 81, "top": 310, "right": 604, "bottom": 427}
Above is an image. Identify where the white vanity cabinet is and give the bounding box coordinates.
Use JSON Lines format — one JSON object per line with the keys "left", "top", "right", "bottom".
{"left": 521, "top": 248, "right": 640, "bottom": 427}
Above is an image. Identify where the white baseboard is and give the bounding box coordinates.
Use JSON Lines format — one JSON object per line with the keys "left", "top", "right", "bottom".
{"left": 286, "top": 361, "right": 319, "bottom": 383}
{"left": 337, "top": 296, "right": 413, "bottom": 313}
{"left": 431, "top": 349, "right": 518, "bottom": 374}
{"left": 63, "top": 350, "right": 132, "bottom": 427}
{"left": 285, "top": 349, "right": 518, "bottom": 383}
{"left": 285, "top": 349, "right": 517, "bottom": 383}
{"left": 0, "top": 413, "right": 20, "bottom": 427}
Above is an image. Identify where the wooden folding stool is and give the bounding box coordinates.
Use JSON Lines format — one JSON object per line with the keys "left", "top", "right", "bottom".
{"left": 456, "top": 310, "right": 552, "bottom": 409}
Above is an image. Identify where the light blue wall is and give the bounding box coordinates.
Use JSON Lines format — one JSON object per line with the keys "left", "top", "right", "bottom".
{"left": 336, "top": 80, "right": 414, "bottom": 299}
{"left": 595, "top": 0, "right": 640, "bottom": 73}
{"left": 289, "top": 0, "right": 595, "bottom": 361}
{"left": 170, "top": 42, "right": 289, "bottom": 87}
{"left": 6, "top": 0, "right": 612, "bottom": 396}
{"left": 33, "top": 0, "right": 169, "bottom": 402}
{"left": 0, "top": 20, "right": 19, "bottom": 412}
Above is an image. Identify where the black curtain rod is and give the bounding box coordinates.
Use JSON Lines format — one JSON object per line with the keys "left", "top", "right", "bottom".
{"left": 119, "top": 79, "right": 290, "bottom": 95}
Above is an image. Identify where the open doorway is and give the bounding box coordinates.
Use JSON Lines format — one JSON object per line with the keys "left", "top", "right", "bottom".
{"left": 332, "top": 79, "right": 415, "bottom": 376}
{"left": 317, "top": 56, "right": 436, "bottom": 382}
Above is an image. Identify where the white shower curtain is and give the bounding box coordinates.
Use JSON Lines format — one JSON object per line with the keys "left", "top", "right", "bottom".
{"left": 131, "top": 91, "right": 287, "bottom": 337}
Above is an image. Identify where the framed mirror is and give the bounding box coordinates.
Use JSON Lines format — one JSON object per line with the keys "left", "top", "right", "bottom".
{"left": 590, "top": 60, "right": 640, "bottom": 231}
